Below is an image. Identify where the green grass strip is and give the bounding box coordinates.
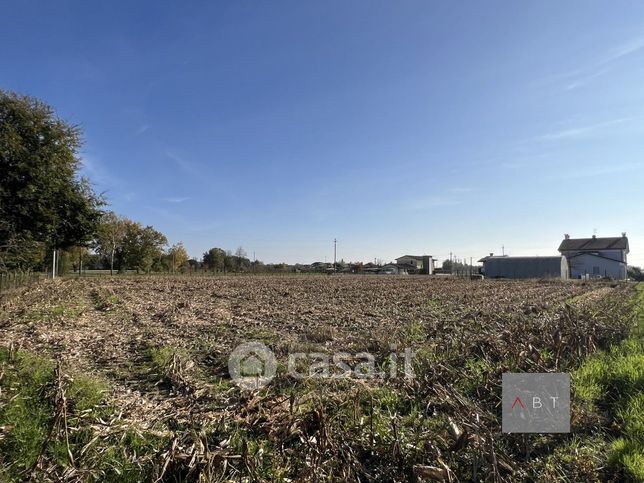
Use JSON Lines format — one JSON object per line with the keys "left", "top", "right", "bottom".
{"left": 574, "top": 283, "right": 644, "bottom": 480}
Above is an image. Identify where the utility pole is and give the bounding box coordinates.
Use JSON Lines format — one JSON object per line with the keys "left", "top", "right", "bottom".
{"left": 333, "top": 238, "right": 337, "bottom": 273}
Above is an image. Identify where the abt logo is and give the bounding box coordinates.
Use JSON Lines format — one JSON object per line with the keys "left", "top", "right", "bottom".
{"left": 502, "top": 373, "right": 570, "bottom": 433}
{"left": 511, "top": 395, "right": 560, "bottom": 410}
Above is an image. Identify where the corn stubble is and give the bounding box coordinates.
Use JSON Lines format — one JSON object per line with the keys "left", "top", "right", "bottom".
{"left": 0, "top": 276, "right": 635, "bottom": 481}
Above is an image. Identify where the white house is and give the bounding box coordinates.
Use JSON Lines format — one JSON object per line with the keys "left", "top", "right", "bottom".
{"left": 394, "top": 255, "right": 434, "bottom": 275}
{"left": 558, "top": 234, "right": 629, "bottom": 280}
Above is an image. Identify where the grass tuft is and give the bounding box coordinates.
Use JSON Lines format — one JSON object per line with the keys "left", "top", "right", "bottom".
{"left": 0, "top": 348, "right": 164, "bottom": 481}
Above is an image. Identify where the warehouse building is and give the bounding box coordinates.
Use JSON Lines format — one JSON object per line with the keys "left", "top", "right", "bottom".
{"left": 478, "top": 255, "right": 569, "bottom": 279}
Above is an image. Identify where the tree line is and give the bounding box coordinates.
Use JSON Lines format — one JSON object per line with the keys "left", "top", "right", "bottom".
{"left": 0, "top": 89, "right": 264, "bottom": 275}
{"left": 198, "top": 247, "right": 292, "bottom": 273}
{"left": 5, "top": 88, "right": 642, "bottom": 278}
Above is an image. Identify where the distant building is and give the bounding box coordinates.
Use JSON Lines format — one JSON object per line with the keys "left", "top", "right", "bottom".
{"left": 362, "top": 262, "right": 381, "bottom": 274}
{"left": 395, "top": 255, "right": 434, "bottom": 275}
{"left": 478, "top": 255, "right": 568, "bottom": 279}
{"left": 379, "top": 263, "right": 408, "bottom": 275}
{"left": 310, "top": 261, "right": 332, "bottom": 272}
{"left": 558, "top": 234, "right": 629, "bottom": 279}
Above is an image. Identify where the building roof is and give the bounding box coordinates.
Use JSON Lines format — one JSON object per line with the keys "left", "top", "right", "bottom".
{"left": 478, "top": 255, "right": 507, "bottom": 262}
{"left": 395, "top": 255, "right": 431, "bottom": 260}
{"left": 558, "top": 236, "right": 629, "bottom": 252}
{"left": 478, "top": 255, "right": 562, "bottom": 263}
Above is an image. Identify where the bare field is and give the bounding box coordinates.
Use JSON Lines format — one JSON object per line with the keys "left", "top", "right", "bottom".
{"left": 0, "top": 276, "right": 636, "bottom": 481}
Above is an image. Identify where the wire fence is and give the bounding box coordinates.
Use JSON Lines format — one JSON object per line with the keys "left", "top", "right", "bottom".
{"left": 0, "top": 271, "right": 44, "bottom": 294}
{"left": 65, "top": 269, "right": 333, "bottom": 278}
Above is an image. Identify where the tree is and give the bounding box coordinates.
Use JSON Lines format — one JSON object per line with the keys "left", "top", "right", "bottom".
{"left": 275, "top": 263, "right": 289, "bottom": 273}
{"left": 167, "top": 243, "right": 189, "bottom": 273}
{"left": 224, "top": 250, "right": 236, "bottom": 273}
{"left": 235, "top": 246, "right": 248, "bottom": 270}
{"left": 69, "top": 245, "right": 90, "bottom": 274}
{"left": 95, "top": 212, "right": 128, "bottom": 275}
{"left": 628, "top": 266, "right": 644, "bottom": 281}
{"left": 0, "top": 90, "right": 103, "bottom": 270}
{"left": 203, "top": 247, "right": 225, "bottom": 272}
{"left": 120, "top": 222, "right": 167, "bottom": 273}
{"left": 187, "top": 258, "right": 201, "bottom": 271}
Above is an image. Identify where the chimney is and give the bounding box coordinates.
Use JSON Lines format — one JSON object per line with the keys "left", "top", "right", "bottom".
{"left": 622, "top": 232, "right": 627, "bottom": 238}
{"left": 564, "top": 234, "right": 570, "bottom": 239}
{"left": 490, "top": 253, "right": 494, "bottom": 257}
{"left": 592, "top": 234, "right": 596, "bottom": 239}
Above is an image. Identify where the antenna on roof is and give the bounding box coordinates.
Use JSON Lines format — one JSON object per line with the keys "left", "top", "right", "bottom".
{"left": 593, "top": 228, "right": 598, "bottom": 236}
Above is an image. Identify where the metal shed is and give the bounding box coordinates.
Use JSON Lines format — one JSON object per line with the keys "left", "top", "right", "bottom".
{"left": 478, "top": 256, "right": 569, "bottom": 279}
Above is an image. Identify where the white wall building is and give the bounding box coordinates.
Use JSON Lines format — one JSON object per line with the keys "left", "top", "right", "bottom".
{"left": 558, "top": 234, "right": 629, "bottom": 280}
{"left": 394, "top": 255, "right": 434, "bottom": 275}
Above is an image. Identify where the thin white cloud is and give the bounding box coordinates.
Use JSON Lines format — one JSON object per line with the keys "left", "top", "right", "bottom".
{"left": 162, "top": 196, "right": 190, "bottom": 203}
{"left": 557, "top": 162, "right": 641, "bottom": 180}
{"left": 165, "top": 150, "right": 201, "bottom": 175}
{"left": 604, "top": 36, "right": 644, "bottom": 63}
{"left": 531, "top": 69, "right": 581, "bottom": 88}
{"left": 501, "top": 154, "right": 555, "bottom": 170}
{"left": 565, "top": 67, "right": 610, "bottom": 90}
{"left": 538, "top": 34, "right": 644, "bottom": 91}
{"left": 79, "top": 154, "right": 120, "bottom": 187}
{"left": 135, "top": 124, "right": 149, "bottom": 135}
{"left": 538, "top": 118, "right": 633, "bottom": 142}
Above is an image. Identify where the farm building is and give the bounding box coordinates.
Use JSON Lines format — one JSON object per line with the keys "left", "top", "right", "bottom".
{"left": 558, "top": 234, "right": 629, "bottom": 279}
{"left": 478, "top": 255, "right": 569, "bottom": 279}
{"left": 379, "top": 264, "right": 409, "bottom": 275}
{"left": 395, "top": 255, "right": 435, "bottom": 274}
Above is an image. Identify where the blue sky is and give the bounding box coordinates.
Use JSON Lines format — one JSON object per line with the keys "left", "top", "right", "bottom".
{"left": 2, "top": 1, "right": 644, "bottom": 265}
